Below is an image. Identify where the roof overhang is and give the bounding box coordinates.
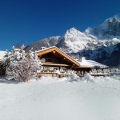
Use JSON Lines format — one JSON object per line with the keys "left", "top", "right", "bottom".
{"left": 36, "top": 46, "right": 80, "bottom": 67}
{"left": 42, "top": 63, "right": 70, "bottom": 67}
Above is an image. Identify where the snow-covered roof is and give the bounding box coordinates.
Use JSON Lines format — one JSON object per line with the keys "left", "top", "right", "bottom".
{"left": 35, "top": 46, "right": 56, "bottom": 53}
{"left": 35, "top": 46, "right": 80, "bottom": 67}
{"left": 36, "top": 46, "right": 76, "bottom": 62}
{"left": 0, "top": 51, "right": 6, "bottom": 60}
{"left": 35, "top": 46, "right": 108, "bottom": 68}
{"left": 76, "top": 57, "right": 108, "bottom": 68}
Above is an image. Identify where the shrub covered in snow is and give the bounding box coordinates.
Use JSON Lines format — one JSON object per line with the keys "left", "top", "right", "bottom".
{"left": 2, "top": 45, "right": 42, "bottom": 82}
{"left": 84, "top": 72, "right": 93, "bottom": 81}
{"left": 68, "top": 73, "right": 80, "bottom": 82}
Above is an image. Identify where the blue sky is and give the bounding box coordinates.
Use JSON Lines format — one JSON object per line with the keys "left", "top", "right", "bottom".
{"left": 0, "top": 0, "right": 120, "bottom": 50}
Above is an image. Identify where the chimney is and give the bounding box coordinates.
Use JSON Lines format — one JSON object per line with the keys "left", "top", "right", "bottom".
{"left": 79, "top": 56, "right": 86, "bottom": 62}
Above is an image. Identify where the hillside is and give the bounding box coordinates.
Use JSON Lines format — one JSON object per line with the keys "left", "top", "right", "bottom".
{"left": 25, "top": 36, "right": 60, "bottom": 52}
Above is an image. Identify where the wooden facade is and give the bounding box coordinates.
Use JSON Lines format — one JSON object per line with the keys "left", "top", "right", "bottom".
{"left": 36, "top": 47, "right": 80, "bottom": 78}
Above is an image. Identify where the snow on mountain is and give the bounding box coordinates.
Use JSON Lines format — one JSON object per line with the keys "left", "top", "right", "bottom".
{"left": 25, "top": 28, "right": 99, "bottom": 53}
{"left": 80, "top": 14, "right": 120, "bottom": 66}
{"left": 85, "top": 14, "right": 120, "bottom": 39}
{"left": 25, "top": 36, "right": 60, "bottom": 52}
{"left": 56, "top": 27, "right": 120, "bottom": 67}
{"left": 56, "top": 27, "right": 98, "bottom": 53}
{"left": 78, "top": 43, "right": 120, "bottom": 67}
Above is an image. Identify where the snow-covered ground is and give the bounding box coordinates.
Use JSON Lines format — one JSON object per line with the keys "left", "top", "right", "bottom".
{"left": 0, "top": 75, "right": 120, "bottom": 120}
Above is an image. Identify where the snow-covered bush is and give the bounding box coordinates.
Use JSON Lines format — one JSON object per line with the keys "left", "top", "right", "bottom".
{"left": 67, "top": 73, "right": 80, "bottom": 82}
{"left": 84, "top": 72, "right": 93, "bottom": 81}
{"left": 2, "top": 45, "right": 42, "bottom": 82}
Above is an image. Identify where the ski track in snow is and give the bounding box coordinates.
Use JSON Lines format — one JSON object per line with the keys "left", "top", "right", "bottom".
{"left": 0, "top": 76, "right": 120, "bottom": 120}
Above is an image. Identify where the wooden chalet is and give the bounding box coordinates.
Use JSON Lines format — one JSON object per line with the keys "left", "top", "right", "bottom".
{"left": 36, "top": 46, "right": 80, "bottom": 78}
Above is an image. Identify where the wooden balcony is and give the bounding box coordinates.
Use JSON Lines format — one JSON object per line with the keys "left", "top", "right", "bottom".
{"left": 42, "top": 62, "right": 70, "bottom": 67}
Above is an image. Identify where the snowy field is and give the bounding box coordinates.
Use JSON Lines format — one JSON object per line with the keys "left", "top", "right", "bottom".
{"left": 0, "top": 75, "right": 120, "bottom": 120}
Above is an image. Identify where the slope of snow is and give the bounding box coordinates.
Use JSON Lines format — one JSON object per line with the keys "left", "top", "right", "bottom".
{"left": 0, "top": 75, "right": 120, "bottom": 120}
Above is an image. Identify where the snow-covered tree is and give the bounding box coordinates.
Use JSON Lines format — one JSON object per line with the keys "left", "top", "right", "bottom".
{"left": 2, "top": 45, "right": 42, "bottom": 82}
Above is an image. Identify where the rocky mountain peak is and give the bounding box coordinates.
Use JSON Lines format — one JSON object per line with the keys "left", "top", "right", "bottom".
{"left": 85, "top": 14, "right": 120, "bottom": 38}
{"left": 66, "top": 27, "right": 79, "bottom": 34}
{"left": 62, "top": 27, "right": 83, "bottom": 39}
{"left": 112, "top": 15, "right": 120, "bottom": 23}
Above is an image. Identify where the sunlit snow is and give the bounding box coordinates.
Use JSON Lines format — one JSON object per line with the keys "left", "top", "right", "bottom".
{"left": 0, "top": 75, "right": 120, "bottom": 120}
